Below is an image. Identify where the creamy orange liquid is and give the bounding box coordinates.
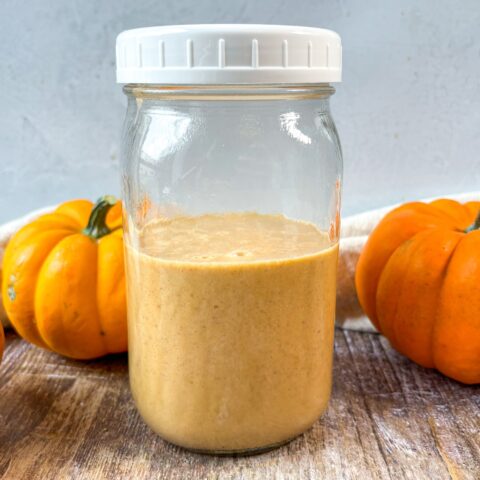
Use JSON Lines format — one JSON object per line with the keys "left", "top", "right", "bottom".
{"left": 125, "top": 213, "right": 338, "bottom": 453}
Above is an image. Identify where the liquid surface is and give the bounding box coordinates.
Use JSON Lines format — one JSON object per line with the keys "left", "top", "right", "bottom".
{"left": 126, "top": 212, "right": 338, "bottom": 452}
{"left": 139, "top": 212, "right": 331, "bottom": 263}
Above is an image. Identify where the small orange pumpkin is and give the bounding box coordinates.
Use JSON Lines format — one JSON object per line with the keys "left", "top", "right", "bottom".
{"left": 355, "top": 199, "right": 480, "bottom": 384}
{"left": 0, "top": 322, "right": 4, "bottom": 362}
{"left": 2, "top": 196, "right": 126, "bottom": 359}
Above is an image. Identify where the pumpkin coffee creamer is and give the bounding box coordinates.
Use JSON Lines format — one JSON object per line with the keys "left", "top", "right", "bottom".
{"left": 126, "top": 213, "right": 338, "bottom": 453}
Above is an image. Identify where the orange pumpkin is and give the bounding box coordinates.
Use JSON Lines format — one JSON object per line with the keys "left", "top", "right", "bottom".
{"left": 0, "top": 322, "right": 4, "bottom": 362}
{"left": 355, "top": 199, "right": 480, "bottom": 384}
{"left": 2, "top": 196, "right": 126, "bottom": 359}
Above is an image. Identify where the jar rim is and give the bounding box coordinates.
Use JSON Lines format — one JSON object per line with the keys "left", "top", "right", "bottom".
{"left": 122, "top": 84, "right": 335, "bottom": 101}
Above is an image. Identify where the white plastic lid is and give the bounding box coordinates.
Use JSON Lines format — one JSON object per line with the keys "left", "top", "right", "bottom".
{"left": 116, "top": 24, "right": 341, "bottom": 85}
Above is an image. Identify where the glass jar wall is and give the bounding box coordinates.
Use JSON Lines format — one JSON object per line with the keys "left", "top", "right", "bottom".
{"left": 121, "top": 85, "right": 341, "bottom": 239}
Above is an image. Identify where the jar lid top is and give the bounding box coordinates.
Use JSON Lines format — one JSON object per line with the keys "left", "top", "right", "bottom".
{"left": 116, "top": 24, "right": 341, "bottom": 85}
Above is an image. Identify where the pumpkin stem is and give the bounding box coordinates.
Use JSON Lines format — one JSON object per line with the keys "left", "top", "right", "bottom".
{"left": 466, "top": 210, "right": 480, "bottom": 233}
{"left": 82, "top": 195, "right": 117, "bottom": 240}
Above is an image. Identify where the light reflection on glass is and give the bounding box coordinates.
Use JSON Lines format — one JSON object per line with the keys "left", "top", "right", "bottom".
{"left": 280, "top": 111, "right": 312, "bottom": 145}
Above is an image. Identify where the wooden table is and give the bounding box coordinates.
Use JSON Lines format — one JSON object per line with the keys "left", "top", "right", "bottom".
{"left": 0, "top": 329, "right": 478, "bottom": 479}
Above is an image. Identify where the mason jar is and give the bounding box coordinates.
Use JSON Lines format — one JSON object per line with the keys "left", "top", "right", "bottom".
{"left": 116, "top": 24, "right": 343, "bottom": 454}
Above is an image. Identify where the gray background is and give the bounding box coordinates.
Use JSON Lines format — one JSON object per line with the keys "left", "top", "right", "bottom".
{"left": 1, "top": 0, "right": 479, "bottom": 223}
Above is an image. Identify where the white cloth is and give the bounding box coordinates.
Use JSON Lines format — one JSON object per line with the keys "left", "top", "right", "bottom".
{"left": 1, "top": 192, "right": 479, "bottom": 331}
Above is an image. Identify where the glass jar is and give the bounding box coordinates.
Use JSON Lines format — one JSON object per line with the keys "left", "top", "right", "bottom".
{"left": 117, "top": 25, "right": 343, "bottom": 454}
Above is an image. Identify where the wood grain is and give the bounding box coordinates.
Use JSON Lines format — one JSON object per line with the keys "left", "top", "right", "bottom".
{"left": 0, "top": 329, "right": 478, "bottom": 480}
